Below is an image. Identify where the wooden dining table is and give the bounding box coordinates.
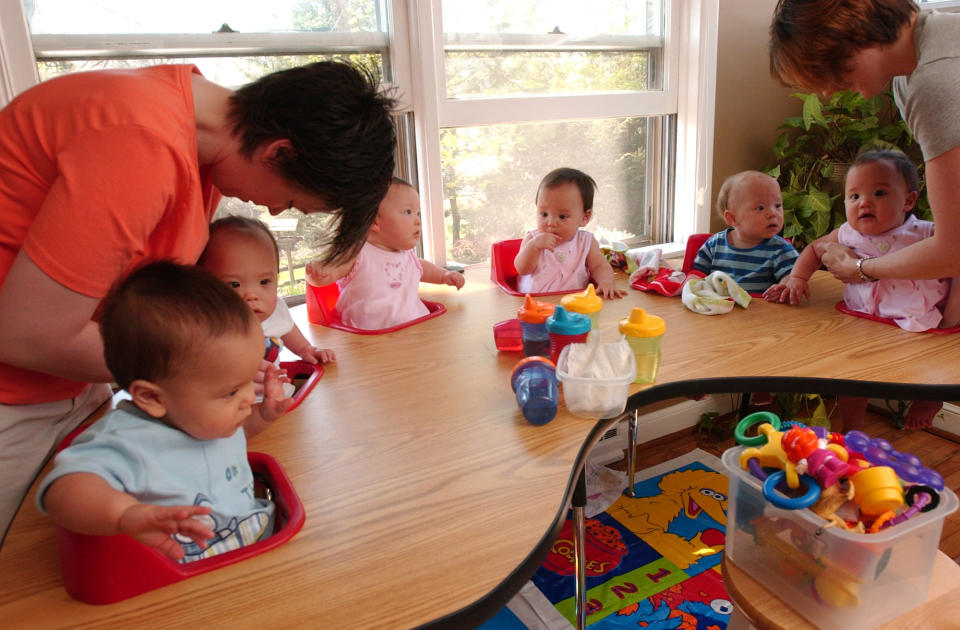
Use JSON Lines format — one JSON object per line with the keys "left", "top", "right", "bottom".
{"left": 2, "top": 267, "right": 960, "bottom": 629}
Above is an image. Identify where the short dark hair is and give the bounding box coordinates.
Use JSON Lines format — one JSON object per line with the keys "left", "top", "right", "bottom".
{"left": 99, "top": 261, "right": 257, "bottom": 390}
{"left": 228, "top": 61, "right": 398, "bottom": 265}
{"left": 769, "top": 0, "right": 918, "bottom": 92}
{"left": 202, "top": 216, "right": 280, "bottom": 268}
{"left": 847, "top": 147, "right": 920, "bottom": 193}
{"left": 536, "top": 167, "right": 597, "bottom": 211}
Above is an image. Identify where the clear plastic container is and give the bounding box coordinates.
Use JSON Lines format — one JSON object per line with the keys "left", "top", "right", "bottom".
{"left": 555, "top": 342, "right": 636, "bottom": 419}
{"left": 722, "top": 446, "right": 958, "bottom": 630}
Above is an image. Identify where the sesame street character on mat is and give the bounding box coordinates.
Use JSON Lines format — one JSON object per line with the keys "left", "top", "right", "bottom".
{"left": 607, "top": 469, "right": 728, "bottom": 570}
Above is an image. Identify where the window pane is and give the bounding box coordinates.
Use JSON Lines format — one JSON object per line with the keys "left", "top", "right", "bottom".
{"left": 441, "top": 117, "right": 655, "bottom": 266}
{"left": 36, "top": 54, "right": 384, "bottom": 86}
{"left": 25, "top": 1, "right": 386, "bottom": 34}
{"left": 441, "top": 0, "right": 664, "bottom": 98}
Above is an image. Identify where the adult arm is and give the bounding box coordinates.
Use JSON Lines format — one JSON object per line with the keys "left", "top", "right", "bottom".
{"left": 0, "top": 250, "right": 112, "bottom": 382}
{"left": 820, "top": 146, "right": 960, "bottom": 282}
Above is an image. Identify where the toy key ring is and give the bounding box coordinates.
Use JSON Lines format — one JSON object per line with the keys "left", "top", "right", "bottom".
{"left": 735, "top": 411, "right": 782, "bottom": 446}
{"left": 762, "top": 470, "right": 820, "bottom": 509}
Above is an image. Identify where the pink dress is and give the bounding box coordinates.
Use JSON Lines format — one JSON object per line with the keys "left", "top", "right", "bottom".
{"left": 336, "top": 242, "right": 429, "bottom": 330}
{"left": 516, "top": 229, "right": 594, "bottom": 294}
{"left": 839, "top": 215, "right": 949, "bottom": 331}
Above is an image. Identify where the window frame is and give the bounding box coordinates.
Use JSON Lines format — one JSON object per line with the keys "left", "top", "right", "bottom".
{"left": 0, "top": 0, "right": 718, "bottom": 267}
{"left": 399, "top": 0, "right": 718, "bottom": 263}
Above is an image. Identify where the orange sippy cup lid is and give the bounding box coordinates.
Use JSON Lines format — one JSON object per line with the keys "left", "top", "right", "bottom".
{"left": 517, "top": 294, "right": 556, "bottom": 324}
{"left": 560, "top": 283, "right": 603, "bottom": 314}
{"left": 618, "top": 307, "right": 666, "bottom": 337}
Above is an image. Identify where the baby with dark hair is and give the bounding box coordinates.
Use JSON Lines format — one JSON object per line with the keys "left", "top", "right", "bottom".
{"left": 37, "top": 261, "right": 292, "bottom": 562}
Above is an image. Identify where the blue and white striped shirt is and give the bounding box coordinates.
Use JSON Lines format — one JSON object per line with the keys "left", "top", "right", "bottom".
{"left": 692, "top": 230, "right": 798, "bottom": 293}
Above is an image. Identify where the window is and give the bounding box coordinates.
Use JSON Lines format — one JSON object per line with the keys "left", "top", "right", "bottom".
{"left": 0, "top": 0, "right": 717, "bottom": 291}
{"left": 2, "top": 0, "right": 393, "bottom": 298}
{"left": 408, "top": 0, "right": 717, "bottom": 266}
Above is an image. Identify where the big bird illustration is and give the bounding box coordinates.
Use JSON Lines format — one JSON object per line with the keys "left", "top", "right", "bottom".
{"left": 607, "top": 468, "right": 728, "bottom": 570}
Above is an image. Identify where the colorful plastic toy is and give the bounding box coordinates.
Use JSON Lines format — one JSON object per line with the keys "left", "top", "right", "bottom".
{"left": 511, "top": 356, "right": 559, "bottom": 425}
{"left": 738, "top": 420, "right": 800, "bottom": 489}
{"left": 781, "top": 426, "right": 860, "bottom": 489}
{"left": 734, "top": 411, "right": 781, "bottom": 446}
{"left": 844, "top": 430, "right": 945, "bottom": 490}
{"left": 762, "top": 470, "right": 821, "bottom": 510}
{"left": 850, "top": 465, "right": 904, "bottom": 517}
{"left": 305, "top": 281, "right": 445, "bottom": 334}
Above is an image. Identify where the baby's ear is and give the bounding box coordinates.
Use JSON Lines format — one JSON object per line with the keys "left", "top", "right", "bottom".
{"left": 582, "top": 209, "right": 593, "bottom": 226}
{"left": 128, "top": 379, "right": 167, "bottom": 418}
{"left": 722, "top": 210, "right": 737, "bottom": 227}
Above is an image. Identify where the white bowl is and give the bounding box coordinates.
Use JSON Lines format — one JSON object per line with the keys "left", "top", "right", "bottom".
{"left": 556, "top": 343, "right": 636, "bottom": 419}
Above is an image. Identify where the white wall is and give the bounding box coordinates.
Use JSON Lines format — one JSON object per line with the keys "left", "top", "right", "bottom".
{"left": 710, "top": 0, "right": 797, "bottom": 232}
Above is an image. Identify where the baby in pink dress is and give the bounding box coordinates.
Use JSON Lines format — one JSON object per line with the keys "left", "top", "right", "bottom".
{"left": 767, "top": 149, "right": 960, "bottom": 330}
{"left": 767, "top": 149, "right": 960, "bottom": 429}
{"left": 514, "top": 167, "right": 626, "bottom": 299}
{"left": 306, "top": 178, "right": 464, "bottom": 330}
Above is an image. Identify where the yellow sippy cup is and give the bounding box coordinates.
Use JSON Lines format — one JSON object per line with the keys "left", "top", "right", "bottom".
{"left": 560, "top": 284, "right": 603, "bottom": 335}
{"left": 618, "top": 308, "right": 666, "bottom": 384}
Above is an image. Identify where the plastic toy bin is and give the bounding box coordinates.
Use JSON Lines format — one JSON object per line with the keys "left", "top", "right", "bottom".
{"left": 722, "top": 446, "right": 957, "bottom": 630}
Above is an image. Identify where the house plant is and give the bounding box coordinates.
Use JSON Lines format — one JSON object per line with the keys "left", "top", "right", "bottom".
{"left": 765, "top": 90, "right": 928, "bottom": 251}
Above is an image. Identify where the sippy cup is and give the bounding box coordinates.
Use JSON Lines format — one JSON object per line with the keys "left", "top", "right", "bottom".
{"left": 517, "top": 295, "right": 555, "bottom": 358}
{"left": 545, "top": 305, "right": 591, "bottom": 364}
{"left": 560, "top": 284, "right": 603, "bottom": 336}
{"left": 618, "top": 308, "right": 666, "bottom": 384}
{"left": 511, "top": 356, "right": 559, "bottom": 425}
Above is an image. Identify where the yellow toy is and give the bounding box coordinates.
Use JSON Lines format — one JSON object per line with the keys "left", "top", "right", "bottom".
{"left": 739, "top": 423, "right": 800, "bottom": 488}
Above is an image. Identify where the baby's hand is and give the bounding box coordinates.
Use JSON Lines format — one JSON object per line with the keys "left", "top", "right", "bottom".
{"left": 253, "top": 358, "right": 292, "bottom": 396}
{"left": 118, "top": 503, "right": 214, "bottom": 561}
{"left": 260, "top": 363, "right": 295, "bottom": 421}
{"left": 763, "top": 277, "right": 810, "bottom": 304}
{"left": 298, "top": 345, "right": 336, "bottom": 364}
{"left": 443, "top": 270, "right": 465, "bottom": 290}
{"left": 531, "top": 232, "right": 561, "bottom": 251}
{"left": 596, "top": 281, "right": 627, "bottom": 300}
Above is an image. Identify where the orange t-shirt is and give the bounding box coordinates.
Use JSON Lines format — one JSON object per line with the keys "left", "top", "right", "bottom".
{"left": 0, "top": 65, "right": 221, "bottom": 404}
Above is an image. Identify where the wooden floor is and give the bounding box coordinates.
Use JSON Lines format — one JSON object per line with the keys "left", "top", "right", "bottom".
{"left": 615, "top": 397, "right": 960, "bottom": 561}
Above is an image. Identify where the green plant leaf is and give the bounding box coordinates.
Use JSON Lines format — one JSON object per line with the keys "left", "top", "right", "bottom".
{"left": 799, "top": 93, "right": 826, "bottom": 130}
{"left": 799, "top": 190, "right": 831, "bottom": 216}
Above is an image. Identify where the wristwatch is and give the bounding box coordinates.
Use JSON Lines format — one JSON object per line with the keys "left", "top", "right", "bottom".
{"left": 856, "top": 257, "right": 878, "bottom": 282}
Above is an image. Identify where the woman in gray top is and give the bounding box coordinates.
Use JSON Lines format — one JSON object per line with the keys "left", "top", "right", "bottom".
{"left": 769, "top": 1, "right": 960, "bottom": 286}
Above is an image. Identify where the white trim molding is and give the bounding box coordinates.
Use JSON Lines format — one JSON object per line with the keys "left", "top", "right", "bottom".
{"left": 0, "top": 1, "right": 39, "bottom": 106}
